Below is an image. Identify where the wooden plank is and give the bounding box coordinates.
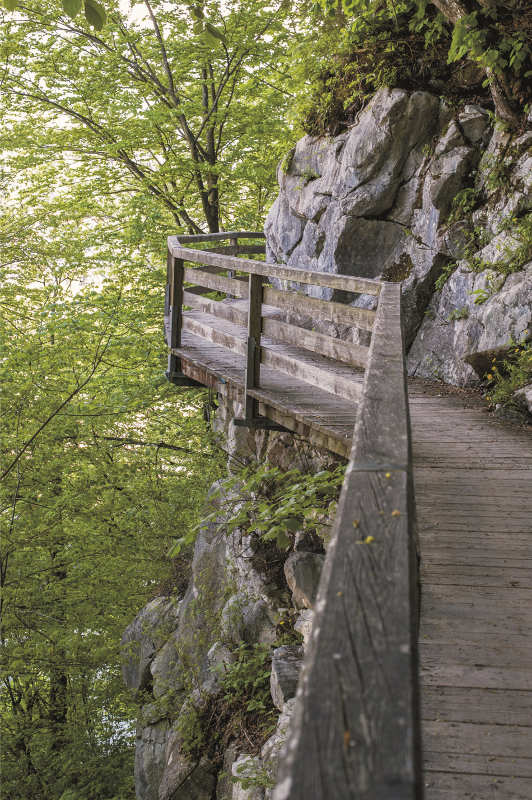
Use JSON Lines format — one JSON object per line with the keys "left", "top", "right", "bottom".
{"left": 275, "top": 283, "right": 421, "bottom": 799}
{"left": 180, "top": 311, "right": 364, "bottom": 404}
{"left": 421, "top": 686, "right": 532, "bottom": 726}
{"left": 420, "top": 662, "right": 532, "bottom": 691}
{"left": 256, "top": 402, "right": 350, "bottom": 459}
{"left": 423, "top": 751, "right": 532, "bottom": 778}
{"left": 172, "top": 330, "right": 358, "bottom": 451}
{"left": 181, "top": 315, "right": 246, "bottom": 356}
{"left": 175, "top": 230, "right": 265, "bottom": 243}
{"left": 260, "top": 345, "right": 362, "bottom": 404}
{"left": 422, "top": 720, "right": 532, "bottom": 759}
{"left": 262, "top": 316, "right": 369, "bottom": 369}
{"left": 183, "top": 267, "right": 248, "bottom": 298}
{"left": 420, "top": 563, "right": 532, "bottom": 588}
{"left": 182, "top": 291, "right": 248, "bottom": 326}
{"left": 263, "top": 286, "right": 376, "bottom": 331}
{"left": 169, "top": 253, "right": 184, "bottom": 349}
{"left": 169, "top": 236, "right": 382, "bottom": 295}
{"left": 419, "top": 639, "right": 532, "bottom": 670}
{"left": 208, "top": 243, "right": 265, "bottom": 256}
{"left": 423, "top": 771, "right": 532, "bottom": 800}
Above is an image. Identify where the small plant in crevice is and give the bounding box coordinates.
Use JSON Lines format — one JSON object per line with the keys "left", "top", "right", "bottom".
{"left": 447, "top": 186, "right": 482, "bottom": 224}
{"left": 447, "top": 306, "right": 469, "bottom": 322}
{"left": 177, "top": 642, "right": 277, "bottom": 765}
{"left": 231, "top": 758, "right": 276, "bottom": 792}
{"left": 485, "top": 338, "right": 532, "bottom": 408}
{"left": 435, "top": 261, "right": 459, "bottom": 291}
{"left": 201, "top": 463, "right": 346, "bottom": 552}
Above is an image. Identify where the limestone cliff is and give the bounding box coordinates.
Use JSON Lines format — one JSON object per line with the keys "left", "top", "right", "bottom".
{"left": 121, "top": 425, "right": 336, "bottom": 800}
{"left": 265, "top": 87, "right": 531, "bottom": 387}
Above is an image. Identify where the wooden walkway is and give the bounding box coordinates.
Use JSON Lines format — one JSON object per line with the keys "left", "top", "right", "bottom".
{"left": 410, "top": 381, "right": 532, "bottom": 799}
{"left": 163, "top": 231, "right": 532, "bottom": 798}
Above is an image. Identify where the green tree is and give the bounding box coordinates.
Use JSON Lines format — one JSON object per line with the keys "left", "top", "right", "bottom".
{"left": 0, "top": 135, "right": 225, "bottom": 798}
{"left": 0, "top": 0, "right": 295, "bottom": 233}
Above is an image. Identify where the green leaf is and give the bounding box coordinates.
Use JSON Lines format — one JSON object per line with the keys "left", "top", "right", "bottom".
{"left": 2, "top": 0, "right": 18, "bottom": 10}
{"left": 189, "top": 4, "right": 204, "bottom": 20}
{"left": 84, "top": 0, "right": 106, "bottom": 31}
{"left": 205, "top": 20, "right": 225, "bottom": 44}
{"left": 62, "top": 0, "right": 83, "bottom": 19}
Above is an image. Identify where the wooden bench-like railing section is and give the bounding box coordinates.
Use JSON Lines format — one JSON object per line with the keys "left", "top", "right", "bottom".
{"left": 165, "top": 231, "right": 380, "bottom": 424}
{"left": 164, "top": 232, "right": 421, "bottom": 798}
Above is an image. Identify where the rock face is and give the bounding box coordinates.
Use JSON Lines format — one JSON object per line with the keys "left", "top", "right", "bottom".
{"left": 124, "top": 473, "right": 318, "bottom": 800}
{"left": 122, "top": 597, "right": 181, "bottom": 692}
{"left": 265, "top": 87, "right": 531, "bottom": 386}
{"left": 408, "top": 261, "right": 532, "bottom": 385}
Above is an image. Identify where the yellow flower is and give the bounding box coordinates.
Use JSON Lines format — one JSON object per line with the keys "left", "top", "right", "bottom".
{"left": 391, "top": 509, "right": 401, "bottom": 517}
{"left": 487, "top": 373, "right": 493, "bottom": 379}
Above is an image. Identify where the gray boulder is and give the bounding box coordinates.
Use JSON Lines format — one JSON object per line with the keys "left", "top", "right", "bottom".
{"left": 231, "top": 755, "right": 266, "bottom": 800}
{"left": 158, "top": 725, "right": 217, "bottom": 800}
{"left": 135, "top": 719, "right": 170, "bottom": 800}
{"left": 122, "top": 597, "right": 181, "bottom": 691}
{"left": 284, "top": 552, "right": 324, "bottom": 610}
{"left": 514, "top": 383, "right": 532, "bottom": 416}
{"left": 408, "top": 262, "right": 531, "bottom": 386}
{"left": 261, "top": 699, "right": 297, "bottom": 799}
{"left": 294, "top": 610, "right": 314, "bottom": 650}
{"left": 270, "top": 646, "right": 303, "bottom": 711}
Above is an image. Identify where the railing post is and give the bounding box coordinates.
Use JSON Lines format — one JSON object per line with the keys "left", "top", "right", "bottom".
{"left": 227, "top": 236, "right": 238, "bottom": 295}
{"left": 165, "top": 246, "right": 200, "bottom": 387}
{"left": 244, "top": 273, "right": 263, "bottom": 420}
{"left": 234, "top": 271, "right": 285, "bottom": 430}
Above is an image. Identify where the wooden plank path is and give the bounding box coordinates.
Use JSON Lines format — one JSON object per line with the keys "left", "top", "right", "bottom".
{"left": 409, "top": 380, "right": 532, "bottom": 800}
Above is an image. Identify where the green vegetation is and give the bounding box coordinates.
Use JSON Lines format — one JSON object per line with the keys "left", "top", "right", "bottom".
{"left": 176, "top": 642, "right": 277, "bottom": 768}
{"left": 316, "top": 1, "right": 532, "bottom": 130}
{"left": 189, "top": 462, "right": 345, "bottom": 552}
{"left": 485, "top": 339, "right": 532, "bottom": 406}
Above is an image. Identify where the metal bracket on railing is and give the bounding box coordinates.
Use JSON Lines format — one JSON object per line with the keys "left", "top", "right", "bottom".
{"left": 232, "top": 416, "right": 288, "bottom": 431}
{"left": 165, "top": 370, "right": 203, "bottom": 387}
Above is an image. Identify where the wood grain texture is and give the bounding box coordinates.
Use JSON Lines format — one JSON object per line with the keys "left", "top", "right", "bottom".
{"left": 244, "top": 273, "right": 263, "bottom": 419}
{"left": 263, "top": 286, "right": 376, "bottom": 331}
{"left": 411, "top": 381, "right": 532, "bottom": 798}
{"left": 183, "top": 267, "right": 248, "bottom": 298}
{"left": 174, "top": 230, "right": 265, "bottom": 243}
{"left": 172, "top": 330, "right": 357, "bottom": 456}
{"left": 169, "top": 235, "right": 382, "bottom": 295}
{"left": 262, "top": 316, "right": 369, "bottom": 368}
{"left": 179, "top": 310, "right": 365, "bottom": 404}
{"left": 274, "top": 283, "right": 421, "bottom": 800}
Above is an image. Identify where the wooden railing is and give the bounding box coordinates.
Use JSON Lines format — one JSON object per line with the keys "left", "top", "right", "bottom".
{"left": 164, "top": 232, "right": 421, "bottom": 798}
{"left": 273, "top": 282, "right": 421, "bottom": 800}
{"left": 165, "top": 231, "right": 380, "bottom": 422}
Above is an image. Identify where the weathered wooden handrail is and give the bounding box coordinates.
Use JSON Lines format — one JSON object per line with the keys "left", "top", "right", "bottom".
{"left": 273, "top": 283, "right": 421, "bottom": 800}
